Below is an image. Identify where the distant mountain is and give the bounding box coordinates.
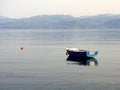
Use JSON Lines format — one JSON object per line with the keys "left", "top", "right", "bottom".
{"left": 0, "top": 14, "right": 120, "bottom": 29}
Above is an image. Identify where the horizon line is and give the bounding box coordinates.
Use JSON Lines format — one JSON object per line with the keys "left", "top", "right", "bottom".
{"left": 0, "top": 13, "right": 120, "bottom": 19}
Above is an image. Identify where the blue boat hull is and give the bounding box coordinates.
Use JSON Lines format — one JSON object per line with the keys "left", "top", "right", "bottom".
{"left": 66, "top": 49, "right": 98, "bottom": 57}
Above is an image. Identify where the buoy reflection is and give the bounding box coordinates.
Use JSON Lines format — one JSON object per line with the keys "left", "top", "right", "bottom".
{"left": 66, "top": 56, "right": 98, "bottom": 66}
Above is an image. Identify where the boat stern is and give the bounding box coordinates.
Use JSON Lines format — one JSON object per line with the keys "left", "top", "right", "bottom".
{"left": 86, "top": 51, "right": 98, "bottom": 57}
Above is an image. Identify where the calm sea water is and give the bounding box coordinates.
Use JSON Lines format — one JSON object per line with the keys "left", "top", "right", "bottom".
{"left": 0, "top": 29, "right": 120, "bottom": 90}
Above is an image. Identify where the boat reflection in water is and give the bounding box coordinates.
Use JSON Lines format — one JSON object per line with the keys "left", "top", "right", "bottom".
{"left": 66, "top": 56, "right": 98, "bottom": 66}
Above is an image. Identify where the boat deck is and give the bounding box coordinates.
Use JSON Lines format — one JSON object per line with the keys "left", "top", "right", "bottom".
{"left": 66, "top": 48, "right": 88, "bottom": 52}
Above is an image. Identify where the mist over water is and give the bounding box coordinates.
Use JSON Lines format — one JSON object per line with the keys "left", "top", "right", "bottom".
{"left": 0, "top": 29, "right": 120, "bottom": 90}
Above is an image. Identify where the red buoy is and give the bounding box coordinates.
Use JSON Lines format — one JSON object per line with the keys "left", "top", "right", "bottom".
{"left": 20, "top": 47, "right": 24, "bottom": 51}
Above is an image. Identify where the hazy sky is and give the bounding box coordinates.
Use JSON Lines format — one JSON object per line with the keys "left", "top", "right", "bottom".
{"left": 0, "top": 0, "right": 120, "bottom": 18}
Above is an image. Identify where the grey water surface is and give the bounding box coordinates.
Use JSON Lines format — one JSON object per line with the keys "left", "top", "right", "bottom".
{"left": 0, "top": 29, "right": 120, "bottom": 90}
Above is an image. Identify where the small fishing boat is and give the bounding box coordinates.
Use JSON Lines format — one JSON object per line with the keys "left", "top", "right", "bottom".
{"left": 66, "top": 47, "right": 98, "bottom": 57}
